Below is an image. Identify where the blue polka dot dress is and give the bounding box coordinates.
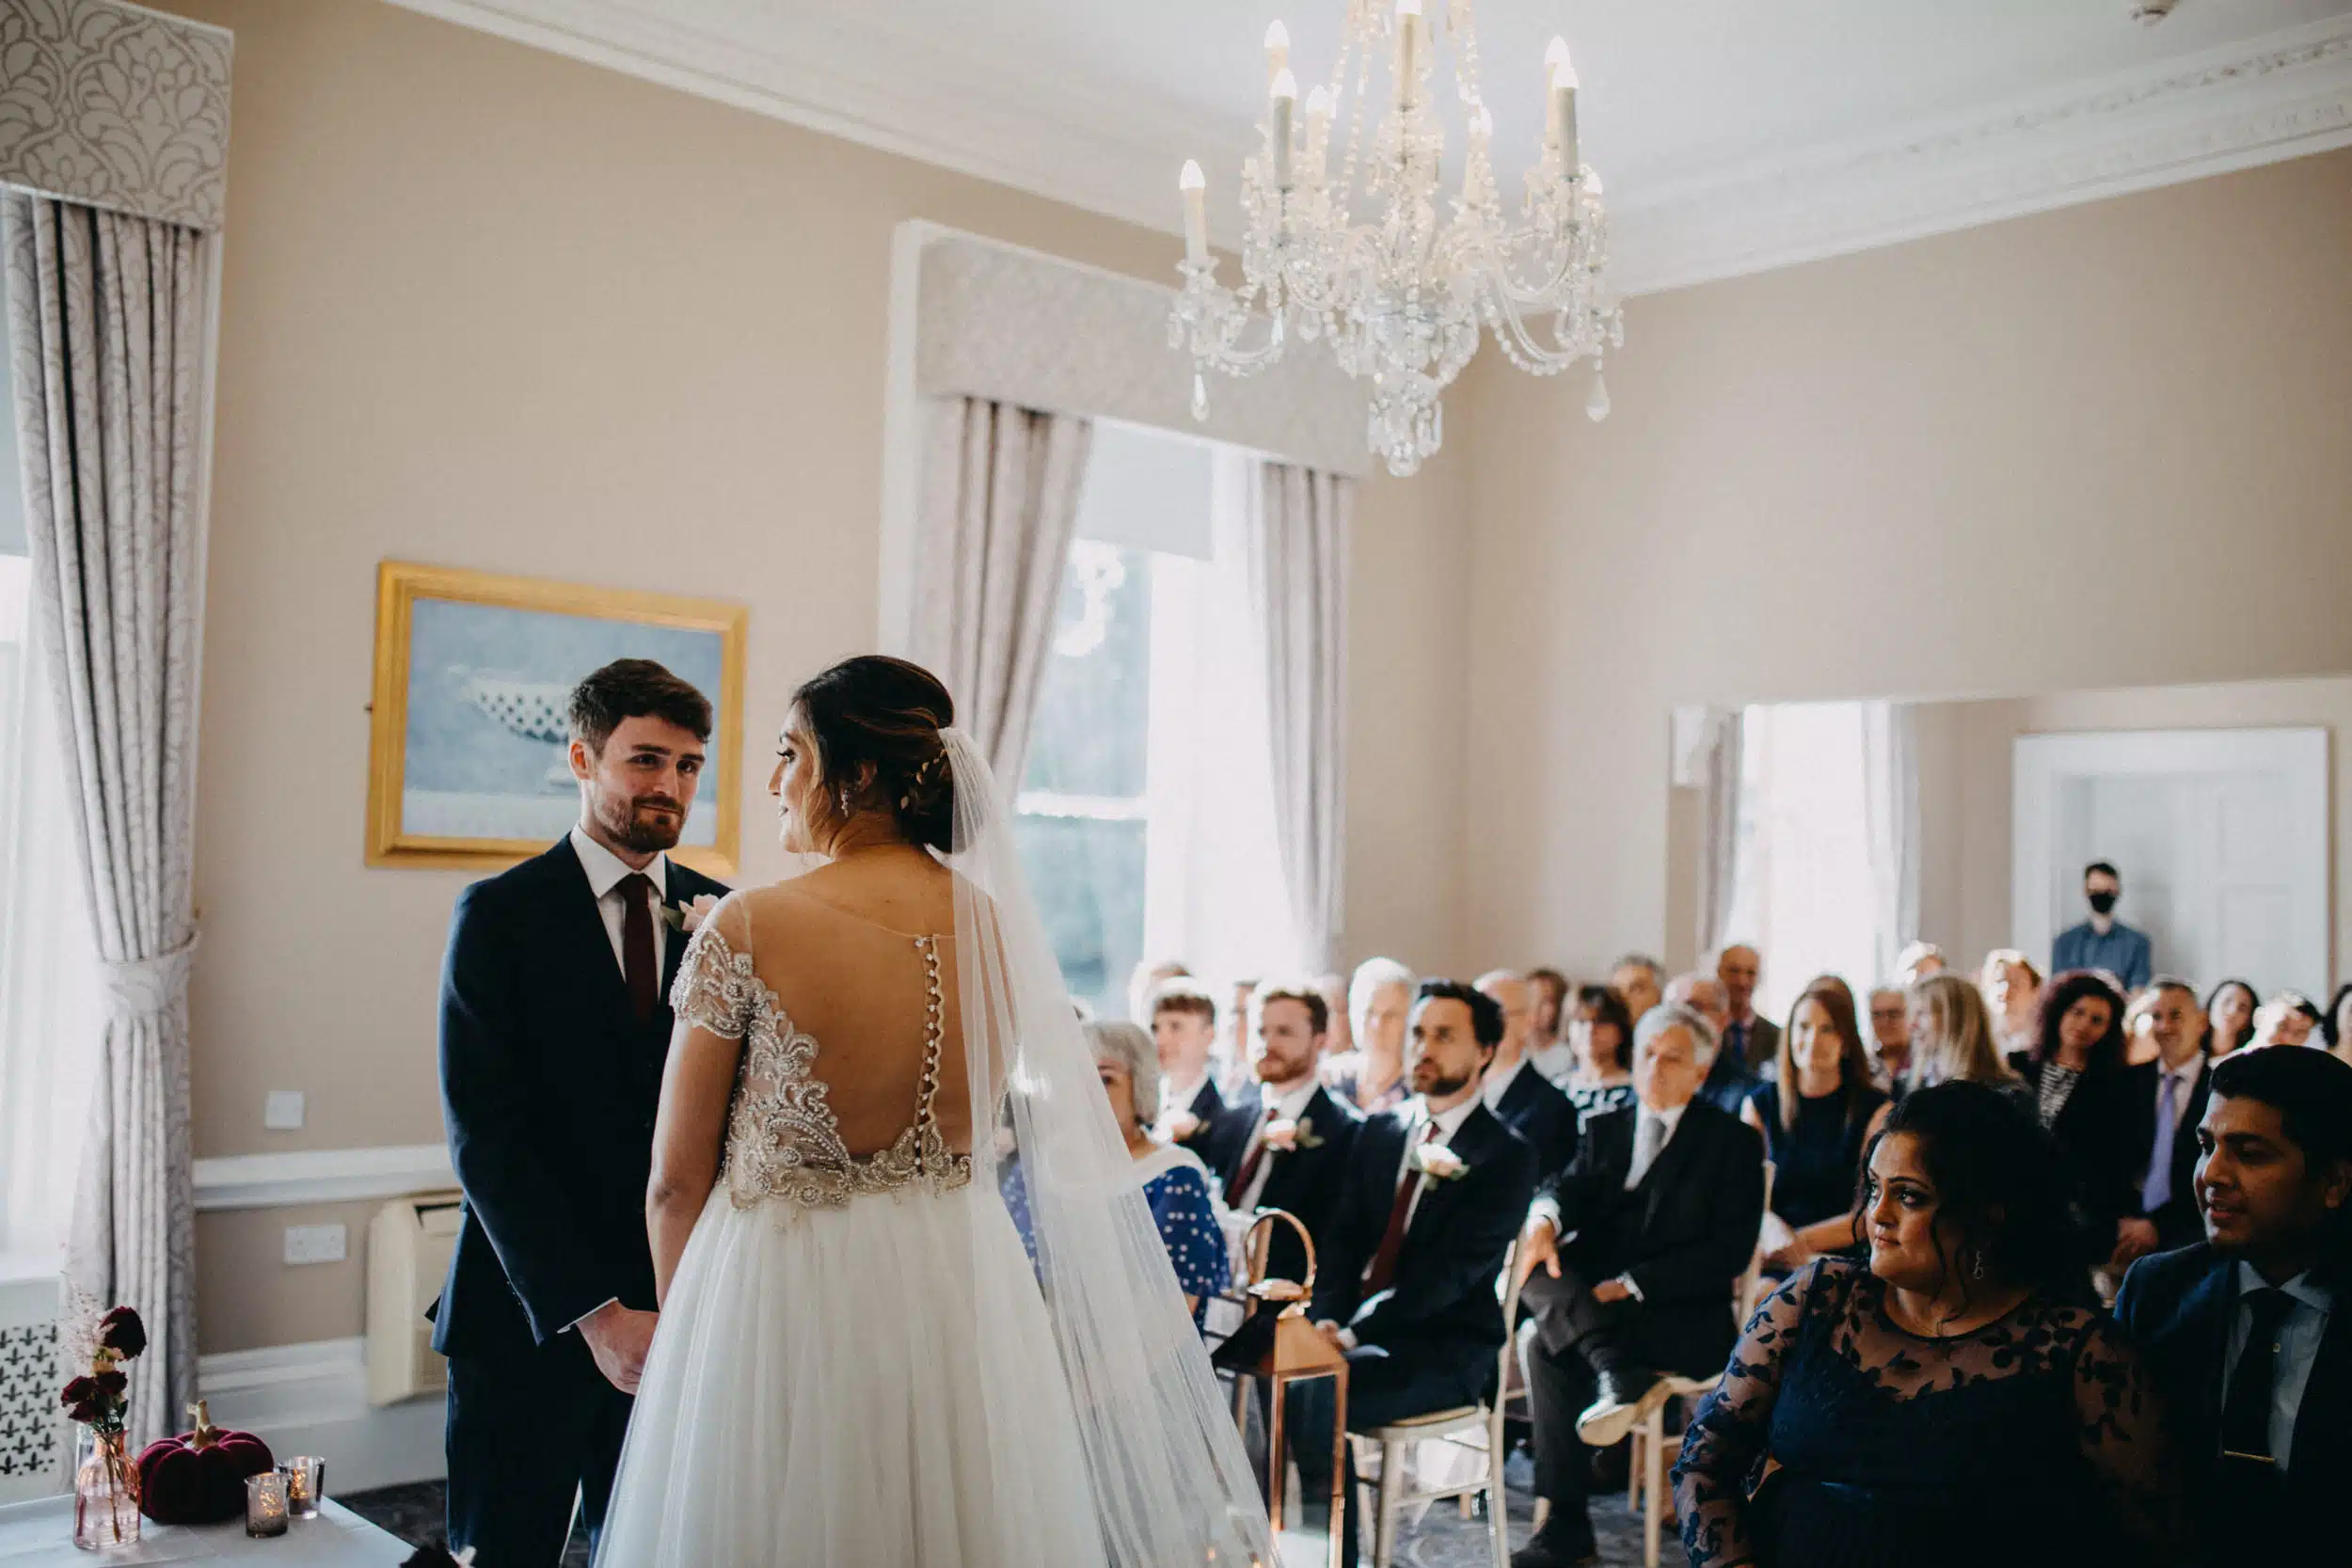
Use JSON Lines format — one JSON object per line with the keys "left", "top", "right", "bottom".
{"left": 1000, "top": 1143, "right": 1230, "bottom": 1329}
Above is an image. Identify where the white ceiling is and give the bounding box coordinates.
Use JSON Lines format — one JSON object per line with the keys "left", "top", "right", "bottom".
{"left": 391, "top": 0, "right": 2352, "bottom": 292}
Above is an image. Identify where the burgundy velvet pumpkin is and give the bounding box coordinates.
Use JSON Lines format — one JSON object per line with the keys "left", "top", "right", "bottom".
{"left": 135, "top": 1402, "right": 276, "bottom": 1524}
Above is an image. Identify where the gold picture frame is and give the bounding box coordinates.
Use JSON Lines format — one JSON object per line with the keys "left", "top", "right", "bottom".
{"left": 367, "top": 562, "right": 746, "bottom": 875}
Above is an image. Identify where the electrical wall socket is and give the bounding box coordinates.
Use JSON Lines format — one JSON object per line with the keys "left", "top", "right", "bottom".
{"left": 263, "top": 1090, "right": 305, "bottom": 1131}
{"left": 283, "top": 1223, "right": 346, "bottom": 1265}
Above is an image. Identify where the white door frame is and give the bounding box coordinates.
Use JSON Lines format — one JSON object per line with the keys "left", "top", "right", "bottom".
{"left": 2011, "top": 726, "right": 2328, "bottom": 989}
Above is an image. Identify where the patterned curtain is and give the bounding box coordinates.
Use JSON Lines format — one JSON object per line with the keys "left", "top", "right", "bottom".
{"left": 911, "top": 398, "right": 1093, "bottom": 785}
{"left": 3, "top": 193, "right": 208, "bottom": 1445}
{"left": 1246, "top": 461, "right": 1351, "bottom": 974}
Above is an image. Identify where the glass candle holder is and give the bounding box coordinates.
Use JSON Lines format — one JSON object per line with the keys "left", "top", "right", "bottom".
{"left": 279, "top": 1457, "right": 325, "bottom": 1519}
{"left": 245, "top": 1471, "right": 290, "bottom": 1538}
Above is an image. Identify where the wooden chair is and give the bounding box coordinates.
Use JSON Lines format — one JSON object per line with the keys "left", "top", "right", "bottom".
{"left": 1346, "top": 1238, "right": 1523, "bottom": 1568}
{"left": 1625, "top": 1162, "right": 1775, "bottom": 1568}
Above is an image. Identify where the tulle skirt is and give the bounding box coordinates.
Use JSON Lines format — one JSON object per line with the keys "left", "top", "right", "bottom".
{"left": 594, "top": 1181, "right": 1103, "bottom": 1567}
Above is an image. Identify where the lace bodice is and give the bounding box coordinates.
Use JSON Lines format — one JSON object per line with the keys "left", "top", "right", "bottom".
{"left": 672, "top": 917, "right": 973, "bottom": 1214}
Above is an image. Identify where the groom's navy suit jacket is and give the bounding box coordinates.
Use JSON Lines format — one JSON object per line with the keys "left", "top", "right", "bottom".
{"left": 431, "top": 838, "right": 730, "bottom": 1357}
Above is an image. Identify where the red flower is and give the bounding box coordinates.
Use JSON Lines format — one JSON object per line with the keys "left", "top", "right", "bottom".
{"left": 98, "top": 1306, "right": 147, "bottom": 1359}
{"left": 94, "top": 1370, "right": 127, "bottom": 1397}
{"left": 60, "top": 1376, "right": 101, "bottom": 1423}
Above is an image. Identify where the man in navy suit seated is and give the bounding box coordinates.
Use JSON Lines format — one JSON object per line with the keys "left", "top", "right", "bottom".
{"left": 1284, "top": 980, "right": 1539, "bottom": 1568}
{"left": 1149, "top": 977, "right": 1230, "bottom": 1157}
{"left": 1475, "top": 969, "right": 1580, "bottom": 1180}
{"left": 2116, "top": 1044, "right": 2352, "bottom": 1565}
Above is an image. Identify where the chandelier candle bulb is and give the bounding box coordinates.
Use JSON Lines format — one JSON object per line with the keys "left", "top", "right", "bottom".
{"left": 1264, "top": 20, "right": 1289, "bottom": 85}
{"left": 1179, "top": 160, "right": 1208, "bottom": 267}
{"left": 1394, "top": 0, "right": 1421, "bottom": 107}
{"left": 1269, "top": 68, "right": 1297, "bottom": 188}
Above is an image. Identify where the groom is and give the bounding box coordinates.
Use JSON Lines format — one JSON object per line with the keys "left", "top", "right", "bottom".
{"left": 430, "top": 658, "right": 731, "bottom": 1565}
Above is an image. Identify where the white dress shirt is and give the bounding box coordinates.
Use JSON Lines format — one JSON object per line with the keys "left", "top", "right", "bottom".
{"left": 2223, "top": 1261, "right": 2332, "bottom": 1470}
{"left": 1233, "top": 1078, "right": 1322, "bottom": 1214}
{"left": 1527, "top": 1040, "right": 1578, "bottom": 1087}
{"left": 561, "top": 827, "right": 672, "bottom": 1335}
{"left": 570, "top": 825, "right": 672, "bottom": 977}
{"left": 2154, "top": 1052, "right": 2205, "bottom": 1129}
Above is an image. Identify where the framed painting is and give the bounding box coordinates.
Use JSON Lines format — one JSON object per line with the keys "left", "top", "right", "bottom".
{"left": 367, "top": 562, "right": 746, "bottom": 874}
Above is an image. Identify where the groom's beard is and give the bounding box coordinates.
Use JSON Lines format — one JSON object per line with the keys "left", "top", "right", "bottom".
{"left": 595, "top": 787, "right": 688, "bottom": 853}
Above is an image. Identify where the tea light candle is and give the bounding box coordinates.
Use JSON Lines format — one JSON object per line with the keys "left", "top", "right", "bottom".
{"left": 280, "top": 1456, "right": 325, "bottom": 1519}
{"left": 246, "top": 1470, "right": 290, "bottom": 1537}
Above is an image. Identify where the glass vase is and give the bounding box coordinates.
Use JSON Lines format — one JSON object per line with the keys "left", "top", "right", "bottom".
{"left": 72, "top": 1427, "right": 140, "bottom": 1551}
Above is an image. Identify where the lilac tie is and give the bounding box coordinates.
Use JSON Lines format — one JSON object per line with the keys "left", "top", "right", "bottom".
{"left": 2141, "top": 1071, "right": 2180, "bottom": 1212}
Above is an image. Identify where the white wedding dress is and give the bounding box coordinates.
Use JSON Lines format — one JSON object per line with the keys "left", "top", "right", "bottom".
{"left": 595, "top": 728, "right": 1272, "bottom": 1568}
{"left": 593, "top": 903, "right": 1101, "bottom": 1567}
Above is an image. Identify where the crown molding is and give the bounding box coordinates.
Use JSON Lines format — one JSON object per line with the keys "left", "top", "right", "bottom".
{"left": 384, "top": 2, "right": 2352, "bottom": 296}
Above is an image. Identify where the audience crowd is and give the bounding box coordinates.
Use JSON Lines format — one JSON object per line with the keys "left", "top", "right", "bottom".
{"left": 1055, "top": 857, "right": 2350, "bottom": 1567}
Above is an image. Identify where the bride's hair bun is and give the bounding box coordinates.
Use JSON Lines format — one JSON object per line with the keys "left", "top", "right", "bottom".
{"left": 790, "top": 656, "right": 958, "bottom": 852}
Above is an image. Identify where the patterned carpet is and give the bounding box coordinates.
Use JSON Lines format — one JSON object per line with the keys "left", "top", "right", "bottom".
{"left": 342, "top": 1449, "right": 1662, "bottom": 1568}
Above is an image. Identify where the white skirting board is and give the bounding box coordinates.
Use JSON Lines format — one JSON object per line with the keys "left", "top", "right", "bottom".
{"left": 198, "top": 1339, "right": 444, "bottom": 1493}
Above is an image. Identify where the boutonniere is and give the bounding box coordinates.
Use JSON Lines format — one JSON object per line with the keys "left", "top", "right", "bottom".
{"left": 1264, "top": 1116, "right": 1326, "bottom": 1152}
{"left": 660, "top": 893, "right": 723, "bottom": 934}
{"left": 1412, "top": 1142, "right": 1469, "bottom": 1180}
{"left": 1161, "top": 1108, "right": 1203, "bottom": 1142}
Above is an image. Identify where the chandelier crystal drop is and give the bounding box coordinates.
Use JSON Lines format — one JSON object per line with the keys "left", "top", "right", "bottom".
{"left": 1169, "top": 0, "right": 1624, "bottom": 476}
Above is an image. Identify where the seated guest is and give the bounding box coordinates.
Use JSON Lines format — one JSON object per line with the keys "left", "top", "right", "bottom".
{"left": 1561, "top": 983, "right": 1638, "bottom": 1124}
{"left": 2203, "top": 976, "right": 2260, "bottom": 1057}
{"left": 2250, "top": 991, "right": 2323, "bottom": 1051}
{"left": 1202, "top": 981, "right": 1363, "bottom": 1288}
{"left": 2120, "top": 978, "right": 2213, "bottom": 1257}
{"left": 1742, "top": 982, "right": 1891, "bottom": 1272}
{"left": 2010, "top": 970, "right": 2145, "bottom": 1286}
{"left": 1510, "top": 1004, "right": 1766, "bottom": 1568}
{"left": 1528, "top": 966, "right": 1576, "bottom": 1084}
{"left": 1669, "top": 971, "right": 1756, "bottom": 1115}
{"left": 1607, "top": 952, "right": 1666, "bottom": 1022}
{"left": 1149, "top": 978, "right": 1227, "bottom": 1150}
{"left": 1477, "top": 968, "right": 1580, "bottom": 1179}
{"left": 1979, "top": 947, "right": 2042, "bottom": 1058}
{"left": 1127, "top": 957, "right": 1190, "bottom": 1026}
{"left": 1674, "top": 1083, "right": 2176, "bottom": 1568}
{"left": 1895, "top": 941, "right": 1946, "bottom": 985}
{"left": 2116, "top": 1045, "right": 2352, "bottom": 1565}
{"left": 1908, "top": 973, "right": 2026, "bottom": 1105}
{"left": 1865, "top": 985, "right": 1914, "bottom": 1094}
{"left": 1716, "top": 943, "right": 1778, "bottom": 1074}
{"left": 1286, "top": 981, "right": 1538, "bottom": 1568}
{"left": 1316, "top": 971, "right": 1356, "bottom": 1059}
{"left": 2324, "top": 982, "right": 2352, "bottom": 1065}
{"left": 1001, "top": 1022, "right": 1228, "bottom": 1327}
{"left": 1323, "top": 957, "right": 1414, "bottom": 1113}
{"left": 1225, "top": 975, "right": 1260, "bottom": 1091}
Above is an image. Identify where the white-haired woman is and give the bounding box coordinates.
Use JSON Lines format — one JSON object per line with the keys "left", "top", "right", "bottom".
{"left": 1001, "top": 1021, "right": 1230, "bottom": 1327}
{"left": 1322, "top": 956, "right": 1415, "bottom": 1112}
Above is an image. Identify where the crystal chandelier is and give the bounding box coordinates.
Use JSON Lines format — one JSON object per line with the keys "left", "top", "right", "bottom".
{"left": 1169, "top": 0, "right": 1623, "bottom": 476}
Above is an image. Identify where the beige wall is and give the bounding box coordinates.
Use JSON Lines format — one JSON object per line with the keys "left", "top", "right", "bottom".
{"left": 1459, "top": 148, "right": 2352, "bottom": 983}
{"left": 172, "top": 0, "right": 1469, "bottom": 1351}
{"left": 1912, "top": 676, "right": 2352, "bottom": 989}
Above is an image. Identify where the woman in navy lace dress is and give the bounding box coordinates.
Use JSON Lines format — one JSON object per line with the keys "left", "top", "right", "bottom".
{"left": 1673, "top": 1082, "right": 2178, "bottom": 1568}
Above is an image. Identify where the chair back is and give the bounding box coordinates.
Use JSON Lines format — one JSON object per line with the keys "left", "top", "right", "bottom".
{"left": 1737, "top": 1161, "right": 1776, "bottom": 1325}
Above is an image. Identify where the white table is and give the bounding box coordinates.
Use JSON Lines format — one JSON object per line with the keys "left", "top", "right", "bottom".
{"left": 0, "top": 1496, "right": 411, "bottom": 1567}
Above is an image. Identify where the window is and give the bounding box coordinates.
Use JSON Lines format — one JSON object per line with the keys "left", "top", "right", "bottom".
{"left": 1725, "top": 702, "right": 1882, "bottom": 1025}
{"left": 0, "top": 258, "right": 103, "bottom": 1260}
{"left": 1015, "top": 426, "right": 1297, "bottom": 1019}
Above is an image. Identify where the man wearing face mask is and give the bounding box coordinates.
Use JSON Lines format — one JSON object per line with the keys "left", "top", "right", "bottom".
{"left": 2052, "top": 861, "right": 2153, "bottom": 992}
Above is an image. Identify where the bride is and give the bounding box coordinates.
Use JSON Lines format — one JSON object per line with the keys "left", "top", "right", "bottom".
{"left": 593, "top": 656, "right": 1273, "bottom": 1567}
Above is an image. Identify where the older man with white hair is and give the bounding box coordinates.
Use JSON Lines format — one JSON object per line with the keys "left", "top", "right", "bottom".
{"left": 1667, "top": 970, "right": 1758, "bottom": 1117}
{"left": 1508, "top": 1003, "right": 1767, "bottom": 1568}
{"left": 1322, "top": 957, "right": 1415, "bottom": 1113}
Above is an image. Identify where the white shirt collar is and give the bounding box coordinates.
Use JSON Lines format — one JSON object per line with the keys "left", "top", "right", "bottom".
{"left": 2163, "top": 1052, "right": 2206, "bottom": 1091}
{"left": 1641, "top": 1100, "right": 1689, "bottom": 1139}
{"left": 1262, "top": 1078, "right": 1320, "bottom": 1123}
{"left": 2236, "top": 1260, "right": 2331, "bottom": 1311}
{"left": 1412, "top": 1093, "right": 1480, "bottom": 1144}
{"left": 569, "top": 825, "right": 668, "bottom": 902}
{"left": 1481, "top": 1054, "right": 1528, "bottom": 1109}
{"left": 1165, "top": 1069, "right": 1210, "bottom": 1109}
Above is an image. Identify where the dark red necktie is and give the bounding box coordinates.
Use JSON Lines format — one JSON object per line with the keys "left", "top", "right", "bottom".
{"left": 1364, "top": 1123, "right": 1438, "bottom": 1292}
{"left": 620, "top": 872, "right": 659, "bottom": 1023}
{"left": 1225, "top": 1110, "right": 1272, "bottom": 1209}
